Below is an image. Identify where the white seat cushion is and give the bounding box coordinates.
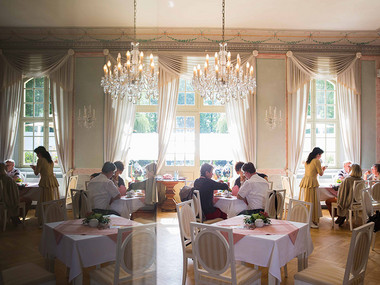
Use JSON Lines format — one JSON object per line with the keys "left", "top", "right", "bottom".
{"left": 294, "top": 262, "right": 345, "bottom": 285}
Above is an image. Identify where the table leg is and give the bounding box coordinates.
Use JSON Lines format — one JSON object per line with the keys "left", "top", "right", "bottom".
{"left": 161, "top": 186, "right": 177, "bottom": 211}
{"left": 45, "top": 256, "right": 55, "bottom": 273}
{"left": 268, "top": 273, "right": 280, "bottom": 285}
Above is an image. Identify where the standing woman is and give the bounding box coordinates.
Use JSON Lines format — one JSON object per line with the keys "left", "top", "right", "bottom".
{"left": 31, "top": 146, "right": 59, "bottom": 222}
{"left": 299, "top": 147, "right": 327, "bottom": 228}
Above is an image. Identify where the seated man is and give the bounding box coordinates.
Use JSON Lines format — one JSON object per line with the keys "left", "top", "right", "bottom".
{"left": 0, "top": 163, "right": 31, "bottom": 225}
{"left": 5, "top": 159, "right": 21, "bottom": 182}
{"left": 336, "top": 160, "right": 352, "bottom": 182}
{"left": 193, "top": 163, "right": 229, "bottom": 220}
{"left": 237, "top": 162, "right": 269, "bottom": 215}
{"left": 87, "top": 162, "right": 121, "bottom": 216}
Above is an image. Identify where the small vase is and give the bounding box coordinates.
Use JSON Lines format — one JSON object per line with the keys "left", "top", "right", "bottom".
{"left": 255, "top": 219, "right": 264, "bottom": 228}
{"left": 89, "top": 219, "right": 99, "bottom": 228}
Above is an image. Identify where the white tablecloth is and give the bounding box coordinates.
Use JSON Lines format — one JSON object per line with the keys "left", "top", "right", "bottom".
{"left": 110, "top": 196, "right": 145, "bottom": 218}
{"left": 214, "top": 196, "right": 247, "bottom": 217}
{"left": 19, "top": 182, "right": 40, "bottom": 201}
{"left": 215, "top": 216, "right": 313, "bottom": 282}
{"left": 317, "top": 186, "right": 337, "bottom": 201}
{"left": 39, "top": 217, "right": 139, "bottom": 282}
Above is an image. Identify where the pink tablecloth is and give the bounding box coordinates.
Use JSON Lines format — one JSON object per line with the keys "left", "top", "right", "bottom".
{"left": 215, "top": 215, "right": 313, "bottom": 282}
{"left": 53, "top": 217, "right": 138, "bottom": 244}
{"left": 217, "top": 217, "right": 299, "bottom": 244}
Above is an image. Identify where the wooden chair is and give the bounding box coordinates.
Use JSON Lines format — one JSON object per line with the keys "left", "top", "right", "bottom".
{"left": 0, "top": 180, "right": 26, "bottom": 231}
{"left": 268, "top": 180, "right": 274, "bottom": 190}
{"left": 287, "top": 199, "right": 313, "bottom": 225}
{"left": 361, "top": 188, "right": 377, "bottom": 250}
{"left": 65, "top": 175, "right": 78, "bottom": 205}
{"left": 281, "top": 176, "right": 294, "bottom": 218}
{"left": 193, "top": 190, "right": 223, "bottom": 224}
{"left": 71, "top": 189, "right": 90, "bottom": 219}
{"left": 264, "top": 189, "right": 286, "bottom": 220}
{"left": 294, "top": 222, "right": 374, "bottom": 284}
{"left": 190, "top": 222, "right": 261, "bottom": 285}
{"left": 370, "top": 182, "right": 380, "bottom": 210}
{"left": 89, "top": 223, "right": 156, "bottom": 285}
{"left": 332, "top": 180, "right": 366, "bottom": 231}
{"left": 1, "top": 262, "right": 55, "bottom": 285}
{"left": 283, "top": 199, "right": 313, "bottom": 277}
{"left": 41, "top": 198, "right": 67, "bottom": 224}
{"left": 176, "top": 200, "right": 196, "bottom": 285}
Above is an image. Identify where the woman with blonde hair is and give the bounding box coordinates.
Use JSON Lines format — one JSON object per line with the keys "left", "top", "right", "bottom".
{"left": 335, "top": 164, "right": 363, "bottom": 226}
{"left": 299, "top": 147, "right": 327, "bottom": 228}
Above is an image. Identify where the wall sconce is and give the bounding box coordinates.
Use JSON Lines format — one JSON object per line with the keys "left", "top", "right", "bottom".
{"left": 265, "top": 106, "right": 283, "bottom": 129}
{"left": 78, "top": 105, "right": 96, "bottom": 128}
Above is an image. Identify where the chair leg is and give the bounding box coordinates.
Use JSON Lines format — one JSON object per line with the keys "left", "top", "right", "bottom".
{"left": 331, "top": 206, "right": 335, "bottom": 228}
{"left": 284, "top": 264, "right": 288, "bottom": 278}
{"left": 182, "top": 257, "right": 188, "bottom": 285}
{"left": 349, "top": 210, "right": 353, "bottom": 231}
{"left": 3, "top": 209, "right": 7, "bottom": 232}
{"left": 372, "top": 232, "right": 376, "bottom": 250}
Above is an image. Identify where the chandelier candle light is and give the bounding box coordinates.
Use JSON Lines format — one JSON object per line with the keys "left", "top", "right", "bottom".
{"left": 78, "top": 105, "right": 96, "bottom": 129}
{"left": 192, "top": 0, "right": 256, "bottom": 104}
{"left": 265, "top": 106, "right": 282, "bottom": 129}
{"left": 100, "top": 0, "right": 158, "bottom": 103}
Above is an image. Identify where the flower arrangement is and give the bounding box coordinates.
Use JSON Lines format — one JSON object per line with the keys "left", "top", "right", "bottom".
{"left": 82, "top": 212, "right": 110, "bottom": 225}
{"left": 244, "top": 211, "right": 271, "bottom": 226}
{"left": 336, "top": 178, "right": 342, "bottom": 184}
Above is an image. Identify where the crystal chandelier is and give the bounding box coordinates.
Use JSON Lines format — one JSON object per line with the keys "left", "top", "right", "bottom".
{"left": 265, "top": 106, "right": 283, "bottom": 130}
{"left": 192, "top": 0, "right": 256, "bottom": 104}
{"left": 78, "top": 105, "right": 96, "bottom": 129}
{"left": 100, "top": 0, "right": 158, "bottom": 103}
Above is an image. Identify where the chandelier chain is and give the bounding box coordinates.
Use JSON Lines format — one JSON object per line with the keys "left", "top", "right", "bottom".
{"left": 222, "top": 0, "right": 225, "bottom": 43}
{"left": 134, "top": 0, "right": 137, "bottom": 41}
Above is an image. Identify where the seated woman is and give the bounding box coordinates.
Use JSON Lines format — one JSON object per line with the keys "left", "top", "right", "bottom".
{"left": 334, "top": 164, "right": 363, "bottom": 226}
{"left": 128, "top": 163, "right": 157, "bottom": 206}
{"left": 363, "top": 163, "right": 380, "bottom": 181}
{"left": 234, "top": 161, "right": 246, "bottom": 188}
{"left": 112, "top": 161, "right": 126, "bottom": 196}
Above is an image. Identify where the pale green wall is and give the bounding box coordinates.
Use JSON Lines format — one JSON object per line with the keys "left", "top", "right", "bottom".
{"left": 256, "top": 58, "right": 286, "bottom": 169}
{"left": 74, "top": 57, "right": 105, "bottom": 168}
{"left": 361, "top": 60, "right": 376, "bottom": 168}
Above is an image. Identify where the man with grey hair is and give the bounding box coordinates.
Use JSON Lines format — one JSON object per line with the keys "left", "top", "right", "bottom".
{"left": 5, "top": 159, "right": 21, "bottom": 182}
{"left": 336, "top": 160, "right": 352, "bottom": 181}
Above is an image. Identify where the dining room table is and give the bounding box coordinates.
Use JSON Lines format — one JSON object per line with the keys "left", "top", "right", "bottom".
{"left": 214, "top": 192, "right": 247, "bottom": 218}
{"left": 109, "top": 193, "right": 146, "bottom": 218}
{"left": 18, "top": 182, "right": 41, "bottom": 201}
{"left": 39, "top": 215, "right": 140, "bottom": 285}
{"left": 215, "top": 215, "right": 314, "bottom": 285}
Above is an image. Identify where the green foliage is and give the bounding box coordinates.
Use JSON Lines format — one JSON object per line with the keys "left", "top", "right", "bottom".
{"left": 134, "top": 113, "right": 157, "bottom": 133}
{"left": 200, "top": 113, "right": 228, "bottom": 133}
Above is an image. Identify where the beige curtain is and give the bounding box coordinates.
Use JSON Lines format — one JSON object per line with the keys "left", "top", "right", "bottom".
{"left": 336, "top": 55, "right": 362, "bottom": 164}
{"left": 225, "top": 53, "right": 258, "bottom": 163}
{"left": 286, "top": 51, "right": 361, "bottom": 193}
{"left": 0, "top": 49, "right": 75, "bottom": 197}
{"left": 0, "top": 52, "right": 23, "bottom": 161}
{"left": 49, "top": 50, "right": 75, "bottom": 196}
{"left": 103, "top": 95, "right": 136, "bottom": 163}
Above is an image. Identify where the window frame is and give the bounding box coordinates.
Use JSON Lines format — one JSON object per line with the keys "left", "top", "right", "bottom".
{"left": 302, "top": 78, "right": 340, "bottom": 168}
{"left": 133, "top": 77, "right": 228, "bottom": 179}
{"left": 19, "top": 77, "right": 56, "bottom": 167}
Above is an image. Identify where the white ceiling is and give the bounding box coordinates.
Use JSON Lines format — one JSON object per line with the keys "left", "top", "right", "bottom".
{"left": 0, "top": 0, "right": 380, "bottom": 31}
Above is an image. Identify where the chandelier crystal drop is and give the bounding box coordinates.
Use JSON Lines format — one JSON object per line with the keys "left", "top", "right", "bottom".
{"left": 100, "top": 0, "right": 158, "bottom": 103}
{"left": 192, "top": 0, "right": 256, "bottom": 104}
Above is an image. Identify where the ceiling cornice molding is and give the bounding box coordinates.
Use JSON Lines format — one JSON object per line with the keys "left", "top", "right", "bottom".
{"left": 1, "top": 27, "right": 380, "bottom": 54}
